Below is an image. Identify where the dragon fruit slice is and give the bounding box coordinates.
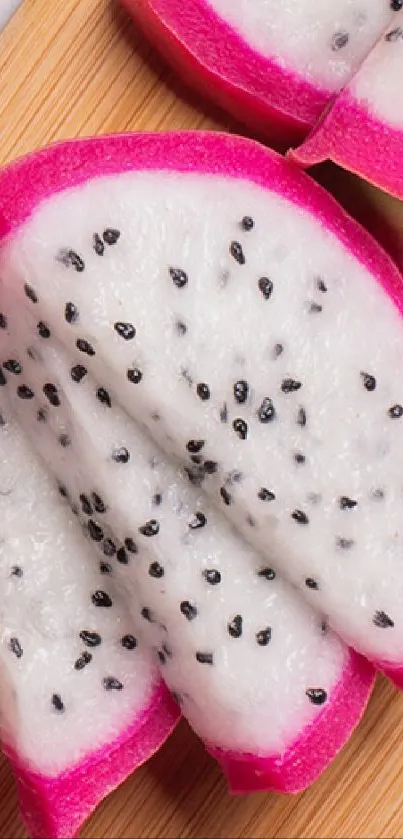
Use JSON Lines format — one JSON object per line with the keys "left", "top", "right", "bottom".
{"left": 121, "top": 0, "right": 398, "bottom": 142}
{"left": 0, "top": 131, "right": 401, "bottom": 674}
{"left": 291, "top": 13, "right": 403, "bottom": 200}
{"left": 0, "top": 406, "right": 178, "bottom": 839}
{"left": 0, "top": 330, "right": 374, "bottom": 797}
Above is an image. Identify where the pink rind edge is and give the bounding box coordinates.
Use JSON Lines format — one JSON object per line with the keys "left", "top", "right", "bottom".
{"left": 290, "top": 93, "right": 403, "bottom": 201}
{"left": 121, "top": 0, "right": 328, "bottom": 141}
{"left": 4, "top": 685, "right": 180, "bottom": 839}
{"left": 207, "top": 649, "right": 374, "bottom": 794}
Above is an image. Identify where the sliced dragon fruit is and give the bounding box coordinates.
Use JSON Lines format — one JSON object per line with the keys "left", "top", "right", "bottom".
{"left": 0, "top": 131, "right": 401, "bottom": 676}
{"left": 121, "top": 0, "right": 398, "bottom": 142}
{"left": 0, "top": 332, "right": 374, "bottom": 797}
{"left": 291, "top": 13, "right": 403, "bottom": 199}
{"left": 0, "top": 407, "right": 178, "bottom": 839}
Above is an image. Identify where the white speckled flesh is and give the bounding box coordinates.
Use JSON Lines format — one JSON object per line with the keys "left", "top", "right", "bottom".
{"left": 1, "top": 170, "right": 403, "bottom": 668}
{"left": 349, "top": 10, "right": 403, "bottom": 126}
{"left": 205, "top": 0, "right": 396, "bottom": 90}
{"left": 0, "top": 409, "right": 157, "bottom": 777}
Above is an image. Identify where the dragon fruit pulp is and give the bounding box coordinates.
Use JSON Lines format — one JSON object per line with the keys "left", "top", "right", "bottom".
{"left": 291, "top": 12, "right": 403, "bottom": 201}
{"left": 121, "top": 0, "right": 399, "bottom": 143}
{"left": 0, "top": 407, "right": 179, "bottom": 839}
{"left": 1, "top": 131, "right": 402, "bottom": 680}
{"left": 0, "top": 310, "right": 374, "bottom": 799}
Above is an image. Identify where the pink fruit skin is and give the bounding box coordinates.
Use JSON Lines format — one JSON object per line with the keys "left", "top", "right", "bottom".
{"left": 4, "top": 685, "right": 179, "bottom": 839}
{"left": 290, "top": 93, "right": 403, "bottom": 201}
{"left": 119, "top": 0, "right": 330, "bottom": 144}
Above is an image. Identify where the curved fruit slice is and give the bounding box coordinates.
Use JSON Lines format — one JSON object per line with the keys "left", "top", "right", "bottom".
{"left": 0, "top": 335, "right": 374, "bottom": 796}
{"left": 0, "top": 408, "right": 178, "bottom": 838}
{"left": 0, "top": 131, "right": 400, "bottom": 675}
{"left": 290, "top": 15, "right": 403, "bottom": 199}
{"left": 121, "top": 0, "right": 397, "bottom": 142}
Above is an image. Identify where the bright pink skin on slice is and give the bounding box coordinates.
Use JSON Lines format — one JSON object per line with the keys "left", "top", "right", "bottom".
{"left": 290, "top": 92, "right": 403, "bottom": 201}
{"left": 208, "top": 649, "right": 374, "bottom": 794}
{"left": 119, "top": 0, "right": 330, "bottom": 144}
{"left": 4, "top": 686, "right": 179, "bottom": 839}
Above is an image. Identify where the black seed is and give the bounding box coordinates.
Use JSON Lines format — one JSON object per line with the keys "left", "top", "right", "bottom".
{"left": 189, "top": 512, "right": 207, "bottom": 530}
{"left": 175, "top": 320, "right": 187, "bottom": 336}
{"left": 71, "top": 364, "right": 87, "bottom": 383}
{"left": 102, "top": 539, "right": 116, "bottom": 557}
{"left": 9, "top": 637, "right": 23, "bottom": 659}
{"left": 103, "top": 677, "right": 123, "bottom": 691}
{"left": 92, "top": 493, "right": 107, "bottom": 513}
{"left": 339, "top": 496, "right": 358, "bottom": 510}
{"left": 258, "top": 488, "right": 276, "bottom": 502}
{"left": 258, "top": 277, "right": 273, "bottom": 300}
{"left": 388, "top": 404, "right": 403, "bottom": 418}
{"left": 220, "top": 486, "right": 232, "bottom": 506}
{"left": 306, "top": 688, "right": 327, "bottom": 705}
{"left": 190, "top": 454, "right": 202, "bottom": 464}
{"left": 0, "top": 369, "right": 6, "bottom": 386}
{"left": 139, "top": 519, "right": 160, "bottom": 537}
{"left": 0, "top": 314, "right": 7, "bottom": 328}
{"left": 11, "top": 565, "right": 23, "bottom": 578}
{"left": 112, "top": 447, "right": 130, "bottom": 463}
{"left": 141, "top": 607, "right": 154, "bottom": 622}
{"left": 43, "top": 383, "right": 60, "bottom": 407}
{"left": 186, "top": 439, "right": 205, "bottom": 454}
{"left": 24, "top": 283, "right": 38, "bottom": 303}
{"left": 294, "top": 452, "right": 306, "bottom": 464}
{"left": 17, "top": 384, "right": 34, "bottom": 399}
{"left": 241, "top": 216, "right": 254, "bottom": 231}
{"left": 96, "top": 387, "right": 111, "bottom": 407}
{"left": 297, "top": 407, "right": 307, "bottom": 427}
{"left": 195, "top": 651, "right": 213, "bottom": 665}
{"left": 124, "top": 537, "right": 138, "bottom": 553}
{"left": 57, "top": 249, "right": 85, "bottom": 272}
{"left": 305, "top": 578, "right": 319, "bottom": 590}
{"left": 169, "top": 267, "right": 188, "bottom": 288}
{"left": 373, "top": 610, "right": 394, "bottom": 629}
{"left": 74, "top": 651, "right": 92, "bottom": 671}
{"left": 220, "top": 403, "right": 228, "bottom": 423}
{"left": 281, "top": 378, "right": 302, "bottom": 393}
{"left": 331, "top": 30, "right": 349, "bottom": 50}
{"left": 196, "top": 382, "right": 210, "bottom": 401}
{"left": 37, "top": 321, "right": 51, "bottom": 339}
{"left": 257, "top": 397, "right": 275, "bottom": 423}
{"left": 127, "top": 367, "right": 143, "bottom": 384}
{"left": 80, "top": 630, "right": 102, "bottom": 648}
{"left": 234, "top": 380, "right": 249, "bottom": 404}
{"left": 92, "top": 590, "right": 113, "bottom": 607}
{"left": 27, "top": 347, "right": 36, "bottom": 360}
{"left": 386, "top": 24, "right": 403, "bottom": 40}
{"left": 309, "top": 302, "right": 323, "bottom": 314}
{"left": 116, "top": 547, "right": 129, "bottom": 565}
{"left": 149, "top": 561, "right": 165, "bottom": 578}
{"left": 114, "top": 322, "right": 136, "bottom": 341}
{"left": 204, "top": 460, "right": 218, "bottom": 475}
{"left": 180, "top": 601, "right": 198, "bottom": 621}
{"left": 336, "top": 537, "right": 355, "bottom": 550}
{"left": 3, "top": 359, "right": 22, "bottom": 375}
{"left": 100, "top": 561, "right": 112, "bottom": 573}
{"left": 93, "top": 233, "right": 105, "bottom": 255}
{"left": 153, "top": 492, "right": 162, "bottom": 506}
{"left": 391, "top": 1, "right": 403, "bottom": 12}
{"left": 76, "top": 338, "right": 95, "bottom": 356}
{"left": 88, "top": 520, "right": 104, "bottom": 542}
{"left": 256, "top": 627, "right": 272, "bottom": 646}
{"left": 203, "top": 569, "right": 221, "bottom": 585}
{"left": 80, "top": 494, "right": 93, "bottom": 516}
{"left": 361, "top": 372, "right": 376, "bottom": 392}
{"left": 0, "top": 412, "right": 5, "bottom": 426}
{"left": 162, "top": 644, "right": 172, "bottom": 658}
{"left": 317, "top": 278, "right": 327, "bottom": 293}
{"left": 158, "top": 650, "right": 166, "bottom": 664}
{"left": 121, "top": 634, "right": 137, "bottom": 650}
{"left": 292, "top": 509, "right": 309, "bottom": 525}
{"left": 65, "top": 302, "right": 79, "bottom": 324}
{"left": 321, "top": 619, "right": 328, "bottom": 635}
{"left": 184, "top": 465, "right": 205, "bottom": 486}
{"left": 71, "top": 504, "right": 79, "bottom": 516}
{"left": 103, "top": 228, "right": 121, "bottom": 246}
{"left": 273, "top": 342, "right": 283, "bottom": 358}
{"left": 51, "top": 693, "right": 65, "bottom": 713}
{"left": 228, "top": 615, "right": 243, "bottom": 638}
{"left": 230, "top": 241, "right": 245, "bottom": 265}
{"left": 232, "top": 418, "right": 248, "bottom": 440}
{"left": 257, "top": 567, "right": 276, "bottom": 581}
{"left": 58, "top": 483, "right": 68, "bottom": 498}
{"left": 58, "top": 433, "right": 71, "bottom": 448}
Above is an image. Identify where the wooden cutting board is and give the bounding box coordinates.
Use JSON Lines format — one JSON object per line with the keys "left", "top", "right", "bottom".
{"left": 1, "top": 2, "right": 403, "bottom": 837}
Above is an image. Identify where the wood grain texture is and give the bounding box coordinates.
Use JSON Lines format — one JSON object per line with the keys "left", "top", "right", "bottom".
{"left": 1, "top": 1, "right": 403, "bottom": 837}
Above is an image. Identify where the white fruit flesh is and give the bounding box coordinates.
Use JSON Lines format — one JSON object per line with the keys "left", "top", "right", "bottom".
{"left": 204, "top": 0, "right": 395, "bottom": 90}
{"left": 348, "top": 12, "right": 403, "bottom": 126}
{"left": 0, "top": 408, "right": 157, "bottom": 776}
{"left": 1, "top": 170, "right": 403, "bottom": 664}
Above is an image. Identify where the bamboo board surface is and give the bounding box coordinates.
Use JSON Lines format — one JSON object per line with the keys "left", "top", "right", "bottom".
{"left": 1, "top": 1, "right": 403, "bottom": 836}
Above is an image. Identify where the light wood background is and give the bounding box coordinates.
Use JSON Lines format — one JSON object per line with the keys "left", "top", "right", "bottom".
{"left": 1, "top": 1, "right": 403, "bottom": 836}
